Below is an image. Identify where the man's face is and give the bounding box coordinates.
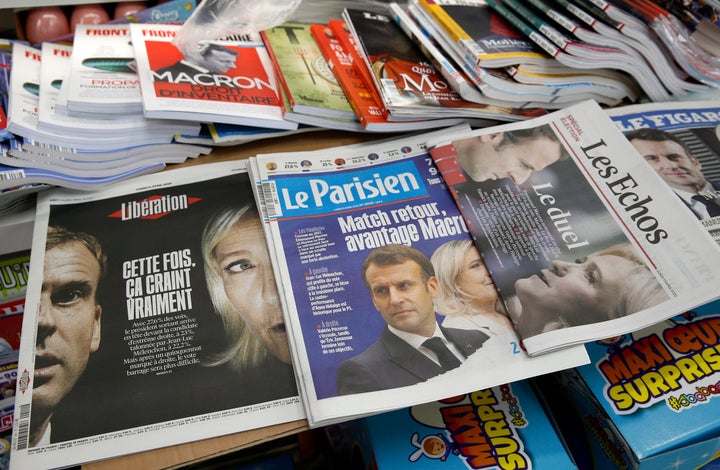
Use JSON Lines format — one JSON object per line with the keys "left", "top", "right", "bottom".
{"left": 203, "top": 48, "right": 237, "bottom": 74}
{"left": 365, "top": 259, "right": 438, "bottom": 337}
{"left": 34, "top": 241, "right": 102, "bottom": 413}
{"left": 457, "top": 133, "right": 562, "bottom": 184}
{"left": 630, "top": 138, "right": 705, "bottom": 192}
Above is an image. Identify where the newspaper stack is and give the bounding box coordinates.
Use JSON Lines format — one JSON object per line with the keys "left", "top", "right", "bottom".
{"left": 251, "top": 100, "right": 720, "bottom": 427}
{"left": 400, "top": 0, "right": 716, "bottom": 105}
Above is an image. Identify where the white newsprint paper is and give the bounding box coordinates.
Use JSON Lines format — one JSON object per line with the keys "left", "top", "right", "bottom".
{"left": 249, "top": 125, "right": 589, "bottom": 427}
{"left": 427, "top": 100, "right": 720, "bottom": 355}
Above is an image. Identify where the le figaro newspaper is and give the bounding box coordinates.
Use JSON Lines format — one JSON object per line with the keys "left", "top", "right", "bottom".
{"left": 427, "top": 100, "right": 720, "bottom": 356}
{"left": 10, "top": 161, "right": 304, "bottom": 469}
{"left": 250, "top": 125, "right": 588, "bottom": 428}
{"left": 606, "top": 100, "right": 720, "bottom": 246}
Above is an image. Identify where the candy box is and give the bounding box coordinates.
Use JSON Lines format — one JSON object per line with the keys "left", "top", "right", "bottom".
{"left": 364, "top": 380, "right": 576, "bottom": 469}
{"left": 540, "top": 300, "right": 720, "bottom": 469}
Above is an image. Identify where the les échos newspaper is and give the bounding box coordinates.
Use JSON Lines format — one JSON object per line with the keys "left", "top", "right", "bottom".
{"left": 427, "top": 100, "right": 720, "bottom": 356}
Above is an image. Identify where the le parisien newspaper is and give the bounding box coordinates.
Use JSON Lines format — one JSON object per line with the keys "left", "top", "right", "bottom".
{"left": 11, "top": 161, "right": 304, "bottom": 469}
{"left": 250, "top": 125, "right": 589, "bottom": 428}
{"left": 427, "top": 100, "right": 720, "bottom": 355}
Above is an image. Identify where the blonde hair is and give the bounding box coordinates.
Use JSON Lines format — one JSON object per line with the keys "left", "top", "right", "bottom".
{"left": 545, "top": 243, "right": 669, "bottom": 331}
{"left": 431, "top": 239, "right": 477, "bottom": 316}
{"left": 201, "top": 205, "right": 268, "bottom": 371}
{"left": 593, "top": 243, "right": 668, "bottom": 321}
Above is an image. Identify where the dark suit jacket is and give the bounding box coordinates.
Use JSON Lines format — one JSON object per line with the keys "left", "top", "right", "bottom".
{"left": 677, "top": 181, "right": 720, "bottom": 220}
{"left": 335, "top": 325, "right": 489, "bottom": 395}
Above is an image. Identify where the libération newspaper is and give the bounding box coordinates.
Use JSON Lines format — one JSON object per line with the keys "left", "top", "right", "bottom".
{"left": 11, "top": 161, "right": 304, "bottom": 469}
{"left": 250, "top": 125, "right": 588, "bottom": 428}
{"left": 426, "top": 100, "right": 720, "bottom": 355}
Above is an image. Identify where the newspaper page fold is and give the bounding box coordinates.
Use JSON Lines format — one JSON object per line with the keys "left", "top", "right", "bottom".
{"left": 250, "top": 126, "right": 588, "bottom": 427}
{"left": 427, "top": 100, "right": 720, "bottom": 355}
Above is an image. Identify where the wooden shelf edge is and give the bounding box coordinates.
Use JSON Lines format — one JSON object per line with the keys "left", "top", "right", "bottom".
{"left": 82, "top": 420, "right": 310, "bottom": 470}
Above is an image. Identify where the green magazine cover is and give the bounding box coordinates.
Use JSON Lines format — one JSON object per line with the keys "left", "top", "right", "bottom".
{"left": 262, "top": 23, "right": 357, "bottom": 121}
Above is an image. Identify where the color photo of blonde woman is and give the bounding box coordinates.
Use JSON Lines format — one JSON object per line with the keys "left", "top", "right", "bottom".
{"left": 431, "top": 240, "right": 515, "bottom": 342}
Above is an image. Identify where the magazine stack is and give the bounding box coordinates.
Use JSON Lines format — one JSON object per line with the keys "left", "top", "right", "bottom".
{"left": 341, "top": 8, "right": 544, "bottom": 123}
{"left": 397, "top": 0, "right": 720, "bottom": 106}
{"left": 0, "top": 1, "right": 214, "bottom": 209}
{"left": 262, "top": 23, "right": 364, "bottom": 132}
{"left": 4, "top": 42, "right": 208, "bottom": 193}
{"left": 5, "top": 0, "right": 720, "bottom": 466}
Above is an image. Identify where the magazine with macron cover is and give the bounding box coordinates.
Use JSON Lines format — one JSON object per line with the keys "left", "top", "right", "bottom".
{"left": 130, "top": 24, "right": 296, "bottom": 130}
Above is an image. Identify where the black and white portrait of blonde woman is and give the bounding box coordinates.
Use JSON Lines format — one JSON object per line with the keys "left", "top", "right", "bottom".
{"left": 201, "top": 203, "right": 297, "bottom": 404}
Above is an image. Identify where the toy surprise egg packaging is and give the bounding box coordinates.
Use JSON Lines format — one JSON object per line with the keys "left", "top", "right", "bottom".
{"left": 363, "top": 379, "right": 576, "bottom": 469}
{"left": 543, "top": 300, "right": 720, "bottom": 469}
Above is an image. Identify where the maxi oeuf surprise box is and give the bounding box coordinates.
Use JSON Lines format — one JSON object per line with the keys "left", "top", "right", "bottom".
{"left": 543, "top": 299, "right": 720, "bottom": 469}
{"left": 363, "top": 379, "right": 576, "bottom": 469}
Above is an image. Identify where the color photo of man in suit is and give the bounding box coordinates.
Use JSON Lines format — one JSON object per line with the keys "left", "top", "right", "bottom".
{"left": 336, "top": 244, "right": 489, "bottom": 395}
{"left": 627, "top": 128, "right": 720, "bottom": 221}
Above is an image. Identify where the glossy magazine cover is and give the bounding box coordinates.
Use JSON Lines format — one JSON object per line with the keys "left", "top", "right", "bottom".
{"left": 130, "top": 24, "right": 295, "bottom": 130}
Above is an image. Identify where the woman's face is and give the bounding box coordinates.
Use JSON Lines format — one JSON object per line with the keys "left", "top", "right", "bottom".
{"left": 514, "top": 254, "right": 639, "bottom": 327}
{"left": 215, "top": 218, "right": 291, "bottom": 364}
{"left": 457, "top": 246, "right": 498, "bottom": 311}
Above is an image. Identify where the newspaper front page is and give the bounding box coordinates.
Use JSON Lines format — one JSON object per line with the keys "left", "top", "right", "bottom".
{"left": 250, "top": 126, "right": 588, "bottom": 427}
{"left": 427, "top": 100, "right": 720, "bottom": 355}
{"left": 11, "top": 161, "right": 304, "bottom": 469}
{"left": 607, "top": 101, "right": 720, "bottom": 245}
